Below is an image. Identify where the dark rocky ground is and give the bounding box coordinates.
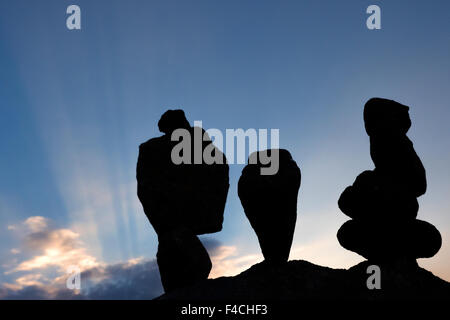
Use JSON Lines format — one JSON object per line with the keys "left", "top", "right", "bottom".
{"left": 158, "top": 259, "right": 450, "bottom": 300}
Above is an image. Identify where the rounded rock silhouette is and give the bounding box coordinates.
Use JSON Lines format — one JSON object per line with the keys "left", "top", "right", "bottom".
{"left": 238, "top": 149, "right": 301, "bottom": 264}
{"left": 338, "top": 170, "right": 419, "bottom": 221}
{"left": 157, "top": 227, "right": 212, "bottom": 293}
{"left": 337, "top": 219, "right": 442, "bottom": 261}
{"left": 137, "top": 110, "right": 230, "bottom": 235}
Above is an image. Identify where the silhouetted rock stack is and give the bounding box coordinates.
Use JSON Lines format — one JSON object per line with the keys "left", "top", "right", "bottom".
{"left": 238, "top": 149, "right": 301, "bottom": 263}
{"left": 337, "top": 98, "right": 442, "bottom": 262}
{"left": 137, "top": 109, "right": 229, "bottom": 292}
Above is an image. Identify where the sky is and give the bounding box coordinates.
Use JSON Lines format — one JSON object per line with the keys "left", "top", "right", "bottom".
{"left": 0, "top": 0, "right": 449, "bottom": 299}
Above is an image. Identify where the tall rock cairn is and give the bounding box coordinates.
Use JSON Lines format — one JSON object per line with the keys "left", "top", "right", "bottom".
{"left": 337, "top": 98, "right": 442, "bottom": 263}
{"left": 137, "top": 110, "right": 229, "bottom": 292}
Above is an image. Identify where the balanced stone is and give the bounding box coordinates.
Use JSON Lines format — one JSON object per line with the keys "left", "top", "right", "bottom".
{"left": 137, "top": 109, "right": 230, "bottom": 235}
{"left": 364, "top": 98, "right": 426, "bottom": 197}
{"left": 157, "top": 227, "right": 212, "bottom": 293}
{"left": 238, "top": 149, "right": 301, "bottom": 263}
{"left": 363, "top": 98, "right": 411, "bottom": 137}
{"left": 158, "top": 109, "right": 190, "bottom": 134}
{"left": 337, "top": 219, "right": 442, "bottom": 261}
{"left": 338, "top": 170, "right": 419, "bottom": 221}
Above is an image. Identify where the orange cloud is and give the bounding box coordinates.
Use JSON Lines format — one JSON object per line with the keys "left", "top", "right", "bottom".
{"left": 7, "top": 216, "right": 99, "bottom": 278}
{"left": 15, "top": 274, "right": 46, "bottom": 287}
{"left": 209, "top": 245, "right": 263, "bottom": 278}
{"left": 1, "top": 216, "right": 162, "bottom": 299}
{"left": 24, "top": 216, "right": 49, "bottom": 233}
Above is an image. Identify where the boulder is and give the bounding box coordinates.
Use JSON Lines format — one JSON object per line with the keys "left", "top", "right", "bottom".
{"left": 157, "top": 228, "right": 212, "bottom": 293}
{"left": 337, "top": 219, "right": 442, "bottom": 261}
{"left": 364, "top": 98, "right": 426, "bottom": 196}
{"left": 363, "top": 98, "right": 411, "bottom": 137}
{"left": 238, "top": 149, "right": 301, "bottom": 263}
{"left": 338, "top": 170, "right": 419, "bottom": 221}
{"left": 137, "top": 110, "right": 229, "bottom": 235}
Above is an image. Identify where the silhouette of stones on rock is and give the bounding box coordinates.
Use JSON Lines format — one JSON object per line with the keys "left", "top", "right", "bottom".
{"left": 137, "top": 109, "right": 229, "bottom": 292}
{"left": 238, "top": 149, "right": 301, "bottom": 263}
{"left": 337, "top": 98, "right": 442, "bottom": 262}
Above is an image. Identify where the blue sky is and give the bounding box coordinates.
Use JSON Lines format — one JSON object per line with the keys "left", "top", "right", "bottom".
{"left": 0, "top": 0, "right": 449, "bottom": 299}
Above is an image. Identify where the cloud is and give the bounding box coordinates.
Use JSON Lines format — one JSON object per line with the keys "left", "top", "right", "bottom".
{"left": 24, "top": 216, "right": 49, "bottom": 233}
{"left": 0, "top": 285, "right": 54, "bottom": 300}
{"left": 1, "top": 223, "right": 265, "bottom": 299}
{"left": 71, "top": 258, "right": 163, "bottom": 299}
{"left": 2, "top": 216, "right": 366, "bottom": 300}
{"left": 289, "top": 235, "right": 363, "bottom": 269}
{"left": 15, "top": 274, "right": 46, "bottom": 287}
{"left": 2, "top": 219, "right": 241, "bottom": 299}
{"left": 2, "top": 216, "right": 101, "bottom": 297}
{"left": 201, "top": 237, "right": 263, "bottom": 278}
{"left": 1, "top": 257, "right": 164, "bottom": 300}
{"left": 210, "top": 245, "right": 263, "bottom": 278}
{"left": 1, "top": 241, "right": 259, "bottom": 299}
{"left": 7, "top": 216, "right": 99, "bottom": 274}
{"left": 2, "top": 216, "right": 315, "bottom": 299}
